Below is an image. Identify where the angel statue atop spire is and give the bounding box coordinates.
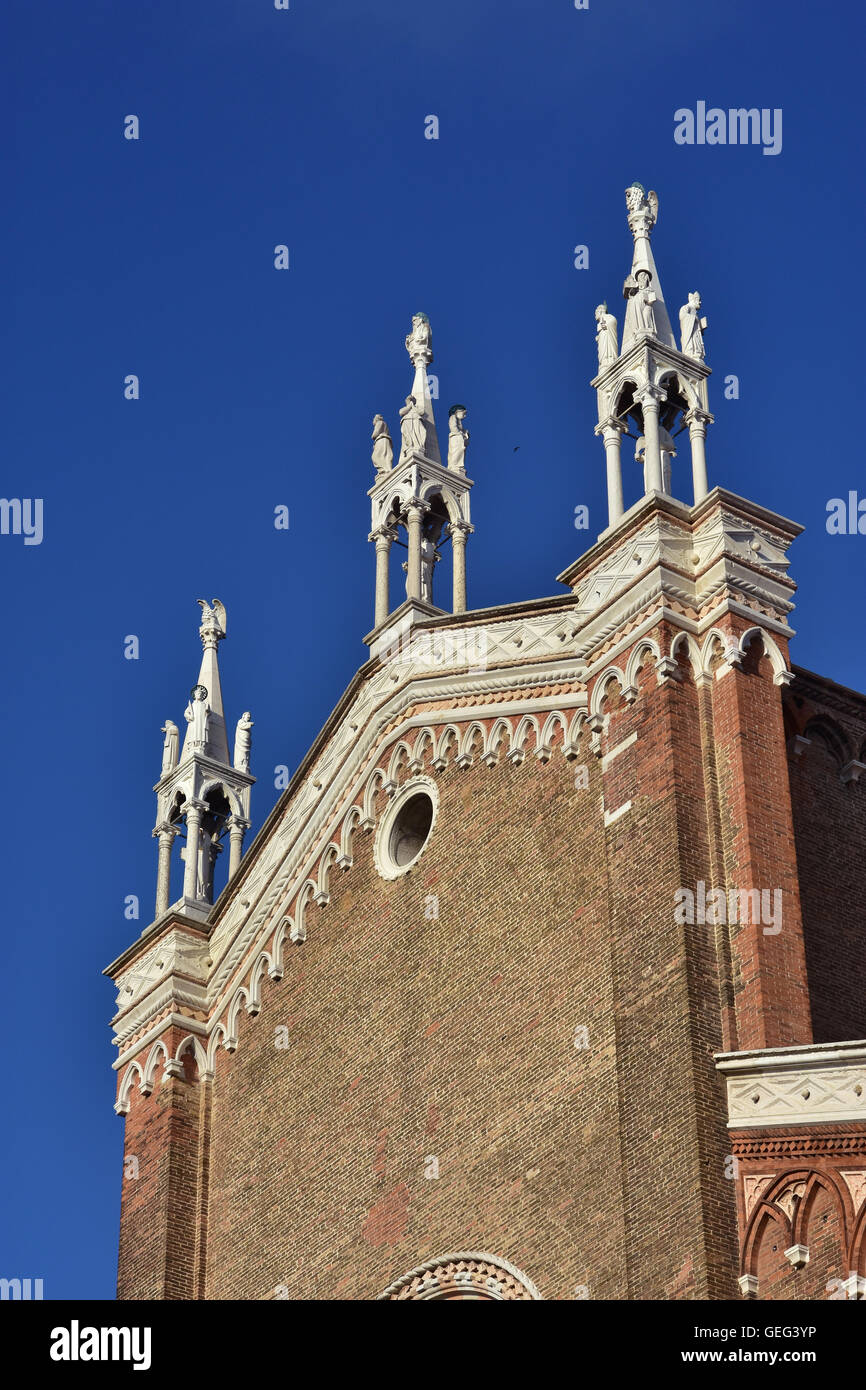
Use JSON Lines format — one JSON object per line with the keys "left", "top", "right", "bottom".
{"left": 625, "top": 183, "right": 659, "bottom": 238}
{"left": 196, "top": 598, "right": 226, "bottom": 635}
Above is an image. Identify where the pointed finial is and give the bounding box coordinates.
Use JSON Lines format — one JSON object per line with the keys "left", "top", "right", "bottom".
{"left": 399, "top": 313, "right": 441, "bottom": 463}
{"left": 621, "top": 185, "right": 676, "bottom": 350}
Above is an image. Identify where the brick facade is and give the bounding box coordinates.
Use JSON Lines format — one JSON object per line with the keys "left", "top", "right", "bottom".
{"left": 107, "top": 490, "right": 866, "bottom": 1300}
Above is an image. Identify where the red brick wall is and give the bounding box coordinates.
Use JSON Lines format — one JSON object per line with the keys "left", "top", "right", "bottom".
{"left": 731, "top": 1125, "right": 866, "bottom": 1301}
{"left": 204, "top": 747, "right": 631, "bottom": 1300}
{"left": 785, "top": 687, "right": 866, "bottom": 1042}
{"left": 201, "top": 658, "right": 741, "bottom": 1300}
{"left": 117, "top": 1045, "right": 205, "bottom": 1300}
{"left": 751, "top": 1181, "right": 848, "bottom": 1300}
{"left": 115, "top": 638, "right": 860, "bottom": 1302}
{"left": 708, "top": 638, "right": 812, "bottom": 1050}
{"left": 752, "top": 1184, "right": 846, "bottom": 1301}
{"left": 592, "top": 640, "right": 738, "bottom": 1300}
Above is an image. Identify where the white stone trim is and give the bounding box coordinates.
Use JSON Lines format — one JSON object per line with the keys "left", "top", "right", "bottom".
{"left": 376, "top": 1251, "right": 543, "bottom": 1301}
{"left": 783, "top": 1244, "right": 809, "bottom": 1269}
{"left": 716, "top": 1041, "right": 866, "bottom": 1128}
{"left": 372, "top": 777, "right": 439, "bottom": 881}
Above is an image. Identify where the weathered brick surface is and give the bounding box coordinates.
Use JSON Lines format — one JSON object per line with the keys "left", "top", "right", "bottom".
{"left": 117, "top": 1043, "right": 204, "bottom": 1300}
{"left": 709, "top": 635, "right": 812, "bottom": 1051}
{"left": 113, "top": 630, "right": 865, "bottom": 1302}
{"left": 204, "top": 746, "right": 629, "bottom": 1300}
{"left": 785, "top": 680, "right": 866, "bottom": 1042}
{"left": 732, "top": 1124, "right": 866, "bottom": 1301}
{"left": 197, "top": 628, "right": 748, "bottom": 1301}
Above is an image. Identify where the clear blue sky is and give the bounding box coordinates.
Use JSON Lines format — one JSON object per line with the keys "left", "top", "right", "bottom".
{"left": 3, "top": 0, "right": 863, "bottom": 1298}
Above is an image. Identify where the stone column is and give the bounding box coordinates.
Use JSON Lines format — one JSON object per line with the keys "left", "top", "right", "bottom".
{"left": 404, "top": 500, "right": 427, "bottom": 602}
{"left": 686, "top": 410, "right": 710, "bottom": 504}
{"left": 154, "top": 822, "right": 177, "bottom": 918}
{"left": 370, "top": 527, "right": 395, "bottom": 627}
{"left": 181, "top": 800, "right": 206, "bottom": 901}
{"left": 449, "top": 522, "right": 473, "bottom": 613}
{"left": 637, "top": 387, "right": 664, "bottom": 494}
{"left": 599, "top": 419, "right": 625, "bottom": 525}
{"left": 227, "top": 816, "right": 250, "bottom": 879}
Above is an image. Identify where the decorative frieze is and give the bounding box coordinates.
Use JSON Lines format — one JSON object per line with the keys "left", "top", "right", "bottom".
{"left": 717, "top": 1041, "right": 866, "bottom": 1128}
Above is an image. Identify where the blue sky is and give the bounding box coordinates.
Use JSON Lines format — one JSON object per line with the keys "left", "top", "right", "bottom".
{"left": 3, "top": 0, "right": 863, "bottom": 1298}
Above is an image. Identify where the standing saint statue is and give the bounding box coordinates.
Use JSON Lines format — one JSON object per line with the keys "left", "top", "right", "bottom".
{"left": 447, "top": 405, "right": 469, "bottom": 470}
{"left": 398, "top": 395, "right": 427, "bottom": 460}
{"left": 419, "top": 537, "right": 438, "bottom": 604}
{"left": 234, "top": 711, "right": 254, "bottom": 772}
{"left": 595, "top": 304, "right": 618, "bottom": 369}
{"left": 371, "top": 414, "right": 393, "bottom": 472}
{"left": 679, "top": 292, "right": 707, "bottom": 360}
{"left": 630, "top": 269, "right": 658, "bottom": 336}
{"left": 160, "top": 719, "right": 179, "bottom": 775}
{"left": 184, "top": 684, "right": 210, "bottom": 750}
{"left": 635, "top": 425, "right": 677, "bottom": 495}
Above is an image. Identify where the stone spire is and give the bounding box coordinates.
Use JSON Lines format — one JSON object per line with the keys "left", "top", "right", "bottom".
{"left": 401, "top": 312, "right": 441, "bottom": 464}
{"left": 365, "top": 313, "right": 474, "bottom": 651}
{"left": 180, "top": 600, "right": 230, "bottom": 763}
{"left": 621, "top": 184, "right": 676, "bottom": 351}
{"left": 151, "top": 600, "right": 255, "bottom": 923}
{"left": 591, "top": 184, "right": 714, "bottom": 532}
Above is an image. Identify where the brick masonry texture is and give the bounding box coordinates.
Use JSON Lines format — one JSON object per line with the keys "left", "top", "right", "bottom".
{"left": 113, "top": 629, "right": 866, "bottom": 1301}
{"left": 784, "top": 679, "right": 866, "bottom": 1042}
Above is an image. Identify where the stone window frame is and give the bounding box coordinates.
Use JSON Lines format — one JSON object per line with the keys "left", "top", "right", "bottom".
{"left": 373, "top": 776, "right": 439, "bottom": 882}
{"left": 376, "top": 1252, "right": 543, "bottom": 1301}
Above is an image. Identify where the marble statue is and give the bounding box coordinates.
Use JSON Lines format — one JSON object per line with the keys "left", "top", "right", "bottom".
{"left": 160, "top": 719, "right": 179, "bottom": 775}
{"left": 371, "top": 414, "right": 393, "bottom": 472}
{"left": 197, "top": 597, "right": 226, "bottom": 635}
{"left": 184, "top": 684, "right": 210, "bottom": 749}
{"left": 679, "top": 292, "right": 707, "bottom": 360}
{"left": 399, "top": 395, "right": 427, "bottom": 459}
{"left": 595, "top": 304, "right": 618, "bottom": 369}
{"left": 405, "top": 312, "right": 433, "bottom": 363}
{"left": 636, "top": 425, "right": 676, "bottom": 494}
{"left": 625, "top": 183, "right": 645, "bottom": 214}
{"left": 419, "top": 537, "right": 438, "bottom": 604}
{"left": 234, "top": 711, "right": 253, "bottom": 772}
{"left": 447, "top": 405, "right": 469, "bottom": 470}
{"left": 630, "top": 269, "right": 658, "bottom": 336}
{"left": 625, "top": 183, "right": 658, "bottom": 231}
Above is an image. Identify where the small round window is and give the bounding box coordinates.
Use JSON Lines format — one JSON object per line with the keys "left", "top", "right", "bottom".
{"left": 375, "top": 780, "right": 437, "bottom": 879}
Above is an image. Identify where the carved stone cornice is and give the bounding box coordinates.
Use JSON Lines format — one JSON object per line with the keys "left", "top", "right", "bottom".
{"left": 716, "top": 1042, "right": 866, "bottom": 1129}
{"left": 556, "top": 493, "right": 799, "bottom": 671}
{"left": 106, "top": 921, "right": 211, "bottom": 1055}
{"left": 788, "top": 667, "right": 866, "bottom": 723}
